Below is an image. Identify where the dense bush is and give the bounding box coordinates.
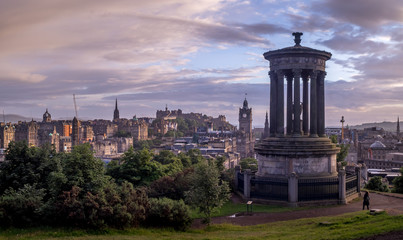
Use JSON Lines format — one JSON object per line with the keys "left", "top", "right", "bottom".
{"left": 0, "top": 142, "right": 227, "bottom": 230}
{"left": 0, "top": 184, "right": 45, "bottom": 227}
{"left": 365, "top": 176, "right": 389, "bottom": 192}
{"left": 55, "top": 182, "right": 149, "bottom": 229}
{"left": 146, "top": 198, "right": 192, "bottom": 231}
{"left": 392, "top": 168, "right": 403, "bottom": 193}
{"left": 148, "top": 168, "right": 193, "bottom": 200}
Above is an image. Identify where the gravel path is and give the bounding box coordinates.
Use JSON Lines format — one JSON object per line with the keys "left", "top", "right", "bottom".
{"left": 192, "top": 192, "right": 403, "bottom": 231}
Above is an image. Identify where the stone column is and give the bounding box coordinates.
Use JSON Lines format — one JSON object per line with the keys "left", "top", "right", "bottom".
{"left": 338, "top": 169, "right": 346, "bottom": 204}
{"left": 286, "top": 74, "right": 293, "bottom": 135}
{"left": 310, "top": 71, "right": 318, "bottom": 137}
{"left": 276, "top": 70, "right": 285, "bottom": 136}
{"left": 293, "top": 69, "right": 302, "bottom": 136}
{"left": 244, "top": 169, "right": 252, "bottom": 199}
{"left": 269, "top": 70, "right": 277, "bottom": 137}
{"left": 288, "top": 172, "right": 298, "bottom": 207}
{"left": 302, "top": 74, "right": 309, "bottom": 135}
{"left": 317, "top": 71, "right": 326, "bottom": 137}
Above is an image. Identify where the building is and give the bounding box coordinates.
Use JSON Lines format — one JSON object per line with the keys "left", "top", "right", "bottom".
{"left": 15, "top": 120, "right": 39, "bottom": 147}
{"left": 237, "top": 97, "right": 255, "bottom": 159}
{"left": 72, "top": 117, "right": 80, "bottom": 147}
{"left": 0, "top": 123, "right": 15, "bottom": 149}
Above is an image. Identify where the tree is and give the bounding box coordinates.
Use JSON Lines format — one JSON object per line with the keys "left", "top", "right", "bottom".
{"left": 0, "top": 141, "right": 62, "bottom": 195}
{"left": 106, "top": 147, "right": 163, "bottom": 186}
{"left": 215, "top": 156, "right": 226, "bottom": 173}
{"left": 185, "top": 162, "right": 230, "bottom": 224}
{"left": 392, "top": 168, "right": 403, "bottom": 193}
{"left": 186, "top": 149, "right": 204, "bottom": 165}
{"left": 240, "top": 157, "right": 258, "bottom": 172}
{"left": 62, "top": 143, "right": 108, "bottom": 193}
{"left": 365, "top": 176, "right": 389, "bottom": 192}
{"left": 330, "top": 135, "right": 349, "bottom": 164}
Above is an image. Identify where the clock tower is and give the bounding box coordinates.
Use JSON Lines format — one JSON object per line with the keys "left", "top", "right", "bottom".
{"left": 239, "top": 98, "right": 252, "bottom": 134}
{"left": 238, "top": 97, "right": 254, "bottom": 158}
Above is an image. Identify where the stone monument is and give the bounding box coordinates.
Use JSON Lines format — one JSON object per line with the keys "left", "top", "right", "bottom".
{"left": 255, "top": 32, "right": 340, "bottom": 178}
{"left": 235, "top": 33, "right": 359, "bottom": 206}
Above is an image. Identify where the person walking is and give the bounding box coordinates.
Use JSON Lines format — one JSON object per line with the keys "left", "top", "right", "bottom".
{"left": 363, "top": 191, "right": 370, "bottom": 210}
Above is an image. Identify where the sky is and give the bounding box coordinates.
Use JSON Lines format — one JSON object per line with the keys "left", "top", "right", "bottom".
{"left": 1, "top": 0, "right": 403, "bottom": 128}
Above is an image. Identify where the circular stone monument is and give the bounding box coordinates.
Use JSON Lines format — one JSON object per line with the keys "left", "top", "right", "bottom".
{"left": 255, "top": 32, "right": 340, "bottom": 178}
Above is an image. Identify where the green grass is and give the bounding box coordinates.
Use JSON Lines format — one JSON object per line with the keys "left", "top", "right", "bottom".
{"left": 190, "top": 200, "right": 309, "bottom": 219}
{"left": 1, "top": 211, "right": 402, "bottom": 240}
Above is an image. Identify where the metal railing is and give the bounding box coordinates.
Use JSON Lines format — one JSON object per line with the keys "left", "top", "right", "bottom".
{"left": 346, "top": 173, "right": 358, "bottom": 196}
{"left": 298, "top": 177, "right": 339, "bottom": 201}
{"left": 250, "top": 177, "right": 288, "bottom": 201}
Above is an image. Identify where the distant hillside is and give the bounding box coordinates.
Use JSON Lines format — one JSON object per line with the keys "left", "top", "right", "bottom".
{"left": 0, "top": 114, "right": 41, "bottom": 123}
{"left": 350, "top": 121, "right": 400, "bottom": 132}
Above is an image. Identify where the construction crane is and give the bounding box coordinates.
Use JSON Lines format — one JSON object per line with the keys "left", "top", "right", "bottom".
{"left": 73, "top": 94, "right": 78, "bottom": 118}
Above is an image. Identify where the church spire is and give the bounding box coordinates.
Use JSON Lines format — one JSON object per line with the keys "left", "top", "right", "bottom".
{"left": 113, "top": 98, "right": 120, "bottom": 121}
{"left": 263, "top": 110, "right": 269, "bottom": 139}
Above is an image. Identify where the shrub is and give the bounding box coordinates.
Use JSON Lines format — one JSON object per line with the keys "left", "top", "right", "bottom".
{"left": 392, "top": 168, "right": 403, "bottom": 193}
{"left": 365, "top": 176, "right": 389, "bottom": 192}
{"left": 0, "top": 184, "right": 45, "bottom": 227}
{"left": 146, "top": 198, "right": 192, "bottom": 231}
{"left": 148, "top": 168, "right": 193, "bottom": 200}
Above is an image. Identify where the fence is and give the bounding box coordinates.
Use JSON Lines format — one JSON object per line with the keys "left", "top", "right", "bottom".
{"left": 298, "top": 177, "right": 339, "bottom": 202}
{"left": 250, "top": 177, "right": 288, "bottom": 201}
{"left": 346, "top": 173, "right": 358, "bottom": 196}
{"left": 237, "top": 172, "right": 244, "bottom": 193}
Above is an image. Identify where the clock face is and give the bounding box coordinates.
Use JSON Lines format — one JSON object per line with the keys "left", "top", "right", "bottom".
{"left": 243, "top": 113, "right": 247, "bottom": 118}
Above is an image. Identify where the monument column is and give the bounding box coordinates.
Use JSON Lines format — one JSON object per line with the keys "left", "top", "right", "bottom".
{"left": 269, "top": 70, "right": 277, "bottom": 136}
{"left": 317, "top": 71, "right": 326, "bottom": 137}
{"left": 302, "top": 74, "right": 309, "bottom": 135}
{"left": 286, "top": 74, "right": 293, "bottom": 135}
{"left": 310, "top": 71, "right": 318, "bottom": 137}
{"left": 276, "top": 70, "right": 285, "bottom": 136}
{"left": 293, "top": 69, "right": 302, "bottom": 136}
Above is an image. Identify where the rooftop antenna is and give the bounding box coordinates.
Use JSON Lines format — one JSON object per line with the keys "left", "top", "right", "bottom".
{"left": 73, "top": 94, "right": 78, "bottom": 118}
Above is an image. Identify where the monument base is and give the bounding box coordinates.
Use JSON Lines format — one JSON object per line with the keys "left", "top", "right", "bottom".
{"left": 255, "top": 137, "right": 339, "bottom": 178}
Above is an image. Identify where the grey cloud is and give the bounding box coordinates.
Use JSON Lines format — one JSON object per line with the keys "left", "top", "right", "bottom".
{"left": 287, "top": 13, "right": 336, "bottom": 32}
{"left": 318, "top": 34, "right": 388, "bottom": 54}
{"left": 312, "top": 0, "right": 403, "bottom": 28}
{"left": 234, "top": 22, "right": 289, "bottom": 35}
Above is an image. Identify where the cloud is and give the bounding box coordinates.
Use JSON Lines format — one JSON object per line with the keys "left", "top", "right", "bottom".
{"left": 318, "top": 34, "right": 388, "bottom": 54}
{"left": 312, "top": 0, "right": 403, "bottom": 29}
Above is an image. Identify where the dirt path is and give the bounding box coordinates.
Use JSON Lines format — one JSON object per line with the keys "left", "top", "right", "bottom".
{"left": 192, "top": 193, "right": 403, "bottom": 228}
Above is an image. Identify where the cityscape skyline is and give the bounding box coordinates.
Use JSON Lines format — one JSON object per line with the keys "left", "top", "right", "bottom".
{"left": 1, "top": 0, "right": 403, "bottom": 127}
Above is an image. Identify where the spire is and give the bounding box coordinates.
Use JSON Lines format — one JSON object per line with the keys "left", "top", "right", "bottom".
{"left": 113, "top": 98, "right": 120, "bottom": 121}
{"left": 397, "top": 116, "right": 400, "bottom": 140}
{"left": 263, "top": 110, "right": 269, "bottom": 139}
{"left": 243, "top": 93, "right": 248, "bottom": 109}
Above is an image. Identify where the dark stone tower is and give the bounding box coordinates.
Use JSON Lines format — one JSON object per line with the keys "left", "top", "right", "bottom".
{"left": 239, "top": 98, "right": 252, "bottom": 134}
{"left": 72, "top": 116, "right": 80, "bottom": 147}
{"left": 113, "top": 98, "right": 120, "bottom": 121}
{"left": 238, "top": 97, "right": 254, "bottom": 158}
{"left": 263, "top": 111, "right": 269, "bottom": 139}
{"left": 43, "top": 109, "right": 52, "bottom": 123}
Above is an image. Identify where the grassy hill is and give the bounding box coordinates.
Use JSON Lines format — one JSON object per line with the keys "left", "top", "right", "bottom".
{"left": 0, "top": 211, "right": 401, "bottom": 240}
